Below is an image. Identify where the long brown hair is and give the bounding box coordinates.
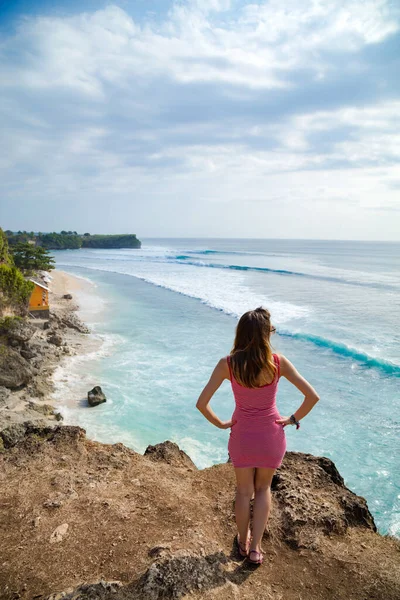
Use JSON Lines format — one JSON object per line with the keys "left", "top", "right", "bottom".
{"left": 230, "top": 307, "right": 276, "bottom": 388}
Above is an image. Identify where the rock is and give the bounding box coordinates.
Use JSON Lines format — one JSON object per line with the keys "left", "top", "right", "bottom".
{"left": 63, "top": 294, "right": 73, "bottom": 300}
{"left": 0, "top": 348, "right": 32, "bottom": 388}
{"left": 0, "top": 423, "right": 27, "bottom": 448}
{"left": 136, "top": 552, "right": 227, "bottom": 599}
{"left": 61, "top": 314, "right": 90, "bottom": 334}
{"left": 144, "top": 441, "right": 197, "bottom": 470}
{"left": 48, "top": 334, "right": 63, "bottom": 347}
{"left": 270, "top": 452, "right": 377, "bottom": 549}
{"left": 0, "top": 319, "right": 35, "bottom": 343}
{"left": 20, "top": 349, "right": 36, "bottom": 360}
{"left": 45, "top": 581, "right": 123, "bottom": 600}
{"left": 0, "top": 386, "right": 10, "bottom": 405}
{"left": 148, "top": 546, "right": 171, "bottom": 558}
{"left": 87, "top": 386, "right": 107, "bottom": 407}
{"left": 43, "top": 321, "right": 51, "bottom": 330}
{"left": 54, "top": 412, "right": 64, "bottom": 421}
{"left": 30, "top": 378, "right": 51, "bottom": 398}
{"left": 32, "top": 516, "right": 41, "bottom": 527}
{"left": 49, "top": 523, "right": 69, "bottom": 543}
{"left": 9, "top": 339, "right": 19, "bottom": 348}
{"left": 27, "top": 402, "right": 55, "bottom": 416}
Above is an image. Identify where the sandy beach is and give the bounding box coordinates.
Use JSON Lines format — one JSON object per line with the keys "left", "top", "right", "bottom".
{"left": 0, "top": 269, "right": 98, "bottom": 434}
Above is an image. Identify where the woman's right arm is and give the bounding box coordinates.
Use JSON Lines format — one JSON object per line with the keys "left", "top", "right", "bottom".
{"left": 275, "top": 354, "right": 320, "bottom": 426}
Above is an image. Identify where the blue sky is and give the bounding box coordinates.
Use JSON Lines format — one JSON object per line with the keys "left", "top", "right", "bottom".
{"left": 0, "top": 0, "right": 399, "bottom": 239}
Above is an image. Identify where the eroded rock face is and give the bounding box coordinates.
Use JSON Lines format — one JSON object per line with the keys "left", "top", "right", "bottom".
{"left": 0, "top": 347, "right": 32, "bottom": 388}
{"left": 270, "top": 452, "right": 376, "bottom": 549}
{"left": 88, "top": 386, "right": 107, "bottom": 407}
{"left": 144, "top": 441, "right": 197, "bottom": 470}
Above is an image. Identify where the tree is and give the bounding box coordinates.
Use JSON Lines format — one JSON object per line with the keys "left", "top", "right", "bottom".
{"left": 0, "top": 229, "right": 12, "bottom": 265}
{"left": 11, "top": 243, "right": 55, "bottom": 272}
{"left": 83, "top": 233, "right": 91, "bottom": 236}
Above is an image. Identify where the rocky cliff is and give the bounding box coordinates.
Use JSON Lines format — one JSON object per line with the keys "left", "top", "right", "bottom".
{"left": 1, "top": 425, "right": 399, "bottom": 600}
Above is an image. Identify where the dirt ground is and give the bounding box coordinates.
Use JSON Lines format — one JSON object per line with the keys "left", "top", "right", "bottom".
{"left": 0, "top": 426, "right": 399, "bottom": 600}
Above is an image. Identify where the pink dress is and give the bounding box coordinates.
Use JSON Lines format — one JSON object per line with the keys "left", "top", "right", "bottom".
{"left": 227, "top": 354, "right": 286, "bottom": 469}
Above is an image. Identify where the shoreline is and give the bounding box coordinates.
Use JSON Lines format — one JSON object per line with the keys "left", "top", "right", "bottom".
{"left": 0, "top": 269, "right": 99, "bottom": 435}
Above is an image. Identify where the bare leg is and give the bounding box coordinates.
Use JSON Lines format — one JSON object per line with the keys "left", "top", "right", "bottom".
{"left": 233, "top": 467, "right": 255, "bottom": 549}
{"left": 250, "top": 467, "right": 275, "bottom": 554}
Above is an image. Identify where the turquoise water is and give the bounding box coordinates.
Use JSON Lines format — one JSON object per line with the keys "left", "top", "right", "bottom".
{"left": 52, "top": 239, "right": 400, "bottom": 537}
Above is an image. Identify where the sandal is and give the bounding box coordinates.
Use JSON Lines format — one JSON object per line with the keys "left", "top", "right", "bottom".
{"left": 248, "top": 549, "right": 263, "bottom": 565}
{"left": 236, "top": 532, "right": 251, "bottom": 557}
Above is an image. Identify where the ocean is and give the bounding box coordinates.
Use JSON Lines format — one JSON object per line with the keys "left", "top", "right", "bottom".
{"left": 52, "top": 238, "right": 400, "bottom": 537}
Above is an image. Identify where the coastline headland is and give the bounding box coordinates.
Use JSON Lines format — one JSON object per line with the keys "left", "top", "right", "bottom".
{"left": 0, "top": 271, "right": 399, "bottom": 600}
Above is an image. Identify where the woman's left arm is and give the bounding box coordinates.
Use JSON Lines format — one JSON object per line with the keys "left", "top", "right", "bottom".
{"left": 196, "top": 358, "right": 236, "bottom": 430}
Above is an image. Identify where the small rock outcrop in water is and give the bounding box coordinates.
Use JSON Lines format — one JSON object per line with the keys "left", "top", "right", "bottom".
{"left": 87, "top": 385, "right": 107, "bottom": 407}
{"left": 144, "top": 440, "right": 197, "bottom": 470}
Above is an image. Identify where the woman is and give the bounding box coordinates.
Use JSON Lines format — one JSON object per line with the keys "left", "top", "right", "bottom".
{"left": 196, "top": 307, "right": 319, "bottom": 564}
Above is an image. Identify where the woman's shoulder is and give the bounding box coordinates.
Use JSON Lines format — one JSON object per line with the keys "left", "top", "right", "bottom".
{"left": 274, "top": 354, "right": 295, "bottom": 376}
{"left": 215, "top": 356, "right": 231, "bottom": 379}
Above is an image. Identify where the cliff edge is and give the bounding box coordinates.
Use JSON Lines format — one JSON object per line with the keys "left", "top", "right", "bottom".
{"left": 0, "top": 426, "right": 399, "bottom": 600}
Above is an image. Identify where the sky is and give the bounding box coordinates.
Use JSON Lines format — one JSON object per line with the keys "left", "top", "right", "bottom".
{"left": 0, "top": 0, "right": 399, "bottom": 240}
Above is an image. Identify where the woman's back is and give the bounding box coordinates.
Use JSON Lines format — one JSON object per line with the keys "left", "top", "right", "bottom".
{"left": 227, "top": 353, "right": 286, "bottom": 468}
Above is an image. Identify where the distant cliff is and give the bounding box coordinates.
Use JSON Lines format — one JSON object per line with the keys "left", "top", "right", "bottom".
{"left": 5, "top": 231, "right": 141, "bottom": 250}
{"left": 81, "top": 234, "right": 141, "bottom": 249}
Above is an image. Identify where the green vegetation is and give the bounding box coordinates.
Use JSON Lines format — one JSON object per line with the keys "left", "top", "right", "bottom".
{"left": 81, "top": 234, "right": 141, "bottom": 249}
{"left": 0, "top": 316, "right": 23, "bottom": 331}
{"left": 0, "top": 229, "right": 35, "bottom": 316}
{"left": 5, "top": 231, "right": 141, "bottom": 250}
{"left": 0, "top": 265, "right": 34, "bottom": 315}
{"left": 11, "top": 243, "right": 55, "bottom": 272}
{"left": 0, "top": 229, "right": 12, "bottom": 265}
{"left": 40, "top": 232, "right": 81, "bottom": 249}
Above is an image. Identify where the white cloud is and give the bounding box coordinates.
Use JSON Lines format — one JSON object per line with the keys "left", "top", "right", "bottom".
{"left": 0, "top": 1, "right": 399, "bottom": 239}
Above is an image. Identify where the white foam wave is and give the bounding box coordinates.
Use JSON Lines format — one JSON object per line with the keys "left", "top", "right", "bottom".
{"left": 57, "top": 261, "right": 309, "bottom": 324}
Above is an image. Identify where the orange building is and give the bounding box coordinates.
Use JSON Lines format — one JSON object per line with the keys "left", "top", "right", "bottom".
{"left": 29, "top": 279, "right": 49, "bottom": 319}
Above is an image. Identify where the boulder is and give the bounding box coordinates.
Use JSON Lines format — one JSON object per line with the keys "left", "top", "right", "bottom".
{"left": 87, "top": 386, "right": 107, "bottom": 407}
{"left": 0, "top": 347, "right": 32, "bottom": 388}
{"left": 0, "top": 319, "right": 35, "bottom": 343}
{"left": 270, "top": 451, "right": 377, "bottom": 549}
{"left": 48, "top": 334, "right": 63, "bottom": 347}
{"left": 20, "top": 348, "right": 36, "bottom": 360}
{"left": 63, "top": 294, "right": 73, "bottom": 300}
{"left": 136, "top": 552, "right": 228, "bottom": 599}
{"left": 0, "top": 423, "right": 27, "bottom": 448}
{"left": 144, "top": 440, "right": 197, "bottom": 470}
